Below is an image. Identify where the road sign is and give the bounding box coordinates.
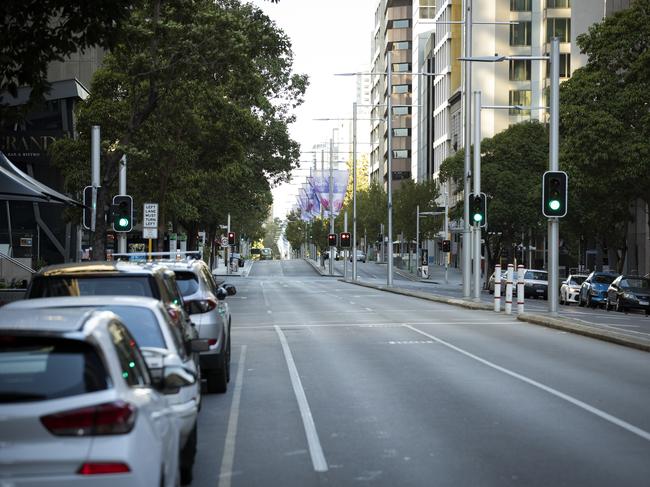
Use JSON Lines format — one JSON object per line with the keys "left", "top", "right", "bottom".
{"left": 143, "top": 203, "right": 159, "bottom": 228}
{"left": 143, "top": 227, "right": 158, "bottom": 239}
{"left": 221, "top": 236, "right": 229, "bottom": 246}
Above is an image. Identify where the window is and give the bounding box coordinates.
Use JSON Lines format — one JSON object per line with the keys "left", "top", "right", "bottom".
{"left": 509, "top": 59, "right": 531, "bottom": 81}
{"left": 419, "top": 0, "right": 435, "bottom": 18}
{"left": 510, "top": 0, "right": 531, "bottom": 11}
{"left": 392, "top": 84, "right": 411, "bottom": 94}
{"left": 510, "top": 21, "right": 532, "bottom": 46}
{"left": 392, "top": 150, "right": 410, "bottom": 159}
{"left": 392, "top": 63, "right": 411, "bottom": 73}
{"left": 546, "top": 53, "right": 571, "bottom": 78}
{"left": 393, "top": 128, "right": 410, "bottom": 137}
{"left": 109, "top": 322, "right": 150, "bottom": 387}
{"left": 547, "top": 18, "right": 571, "bottom": 42}
{"left": 548, "top": 0, "right": 570, "bottom": 7}
{"left": 391, "top": 41, "right": 411, "bottom": 51}
{"left": 509, "top": 90, "right": 531, "bottom": 115}
{"left": 101, "top": 306, "right": 166, "bottom": 349}
{"left": 174, "top": 271, "right": 199, "bottom": 296}
{"left": 391, "top": 19, "right": 410, "bottom": 29}
{"left": 392, "top": 106, "right": 410, "bottom": 116}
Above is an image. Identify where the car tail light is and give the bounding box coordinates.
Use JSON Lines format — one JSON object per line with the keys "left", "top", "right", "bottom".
{"left": 78, "top": 462, "right": 131, "bottom": 475}
{"left": 41, "top": 401, "right": 136, "bottom": 436}
{"left": 197, "top": 299, "right": 217, "bottom": 313}
{"left": 167, "top": 306, "right": 180, "bottom": 322}
{"left": 208, "top": 339, "right": 218, "bottom": 346}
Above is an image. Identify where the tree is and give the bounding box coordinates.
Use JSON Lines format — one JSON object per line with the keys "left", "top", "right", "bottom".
{"left": 560, "top": 0, "right": 650, "bottom": 272}
{"left": 1, "top": 0, "right": 137, "bottom": 126}
{"left": 393, "top": 179, "right": 440, "bottom": 243}
{"left": 440, "top": 121, "right": 548, "bottom": 270}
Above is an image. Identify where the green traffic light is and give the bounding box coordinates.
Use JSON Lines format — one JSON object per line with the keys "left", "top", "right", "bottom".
{"left": 473, "top": 213, "right": 483, "bottom": 223}
{"left": 118, "top": 217, "right": 129, "bottom": 228}
{"left": 549, "top": 200, "right": 561, "bottom": 211}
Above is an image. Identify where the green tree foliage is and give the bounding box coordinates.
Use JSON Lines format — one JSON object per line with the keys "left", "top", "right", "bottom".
{"left": 440, "top": 121, "right": 548, "bottom": 267}
{"left": 560, "top": 0, "right": 650, "bottom": 271}
{"left": 393, "top": 179, "right": 440, "bottom": 242}
{"left": 50, "top": 0, "right": 307, "bottom": 256}
{"left": 1, "top": 0, "right": 137, "bottom": 125}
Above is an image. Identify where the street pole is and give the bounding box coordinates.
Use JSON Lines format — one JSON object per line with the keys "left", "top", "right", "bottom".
{"left": 344, "top": 211, "right": 348, "bottom": 280}
{"left": 548, "top": 37, "right": 560, "bottom": 315}
{"left": 329, "top": 138, "right": 334, "bottom": 276}
{"left": 416, "top": 204, "right": 420, "bottom": 273}
{"left": 473, "top": 90, "right": 482, "bottom": 301}
{"left": 118, "top": 155, "right": 127, "bottom": 254}
{"left": 444, "top": 182, "right": 449, "bottom": 284}
{"left": 227, "top": 212, "right": 231, "bottom": 275}
{"left": 387, "top": 50, "right": 394, "bottom": 287}
{"left": 91, "top": 126, "right": 100, "bottom": 234}
{"left": 352, "top": 102, "right": 358, "bottom": 281}
{"left": 462, "top": 0, "right": 473, "bottom": 298}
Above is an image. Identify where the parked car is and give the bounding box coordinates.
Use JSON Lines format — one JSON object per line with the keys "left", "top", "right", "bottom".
{"left": 487, "top": 270, "right": 507, "bottom": 295}
{"left": 349, "top": 250, "right": 366, "bottom": 263}
{"left": 4, "top": 296, "right": 207, "bottom": 485}
{"left": 578, "top": 271, "right": 619, "bottom": 308}
{"left": 605, "top": 275, "right": 650, "bottom": 314}
{"left": 156, "top": 259, "right": 233, "bottom": 394}
{"left": 522, "top": 269, "right": 548, "bottom": 299}
{"left": 560, "top": 274, "right": 588, "bottom": 305}
{"left": 25, "top": 261, "right": 197, "bottom": 343}
{"left": 0, "top": 307, "right": 187, "bottom": 486}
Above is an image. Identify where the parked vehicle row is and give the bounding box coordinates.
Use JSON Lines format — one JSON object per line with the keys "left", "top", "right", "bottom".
{"left": 0, "top": 257, "right": 236, "bottom": 486}
{"left": 487, "top": 268, "right": 549, "bottom": 299}
{"left": 577, "top": 271, "right": 650, "bottom": 315}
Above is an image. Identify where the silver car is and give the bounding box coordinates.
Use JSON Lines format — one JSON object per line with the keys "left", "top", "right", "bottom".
{"left": 157, "top": 260, "right": 233, "bottom": 394}
{"left": 5, "top": 296, "right": 206, "bottom": 485}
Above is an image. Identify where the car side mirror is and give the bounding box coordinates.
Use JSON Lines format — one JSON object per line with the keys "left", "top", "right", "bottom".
{"left": 223, "top": 284, "right": 237, "bottom": 296}
{"left": 160, "top": 354, "right": 196, "bottom": 393}
{"left": 216, "top": 287, "right": 228, "bottom": 301}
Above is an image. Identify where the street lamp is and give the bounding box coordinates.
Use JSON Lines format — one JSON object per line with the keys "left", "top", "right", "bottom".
{"left": 459, "top": 38, "right": 561, "bottom": 313}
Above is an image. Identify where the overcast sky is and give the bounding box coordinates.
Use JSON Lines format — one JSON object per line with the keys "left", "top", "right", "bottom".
{"left": 249, "top": 0, "right": 375, "bottom": 219}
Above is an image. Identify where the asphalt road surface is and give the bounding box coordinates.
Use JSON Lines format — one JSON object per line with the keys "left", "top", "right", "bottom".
{"left": 192, "top": 259, "right": 650, "bottom": 487}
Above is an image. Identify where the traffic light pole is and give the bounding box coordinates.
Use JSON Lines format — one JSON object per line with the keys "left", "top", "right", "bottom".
{"left": 548, "top": 38, "right": 560, "bottom": 315}
{"left": 472, "top": 90, "right": 482, "bottom": 301}
{"left": 118, "top": 155, "right": 127, "bottom": 254}
{"left": 329, "top": 138, "right": 334, "bottom": 276}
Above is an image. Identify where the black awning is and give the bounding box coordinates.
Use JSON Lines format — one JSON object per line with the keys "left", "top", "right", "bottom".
{"left": 0, "top": 152, "right": 81, "bottom": 206}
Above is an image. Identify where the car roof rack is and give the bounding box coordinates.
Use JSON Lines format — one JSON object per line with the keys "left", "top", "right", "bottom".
{"left": 111, "top": 250, "right": 202, "bottom": 262}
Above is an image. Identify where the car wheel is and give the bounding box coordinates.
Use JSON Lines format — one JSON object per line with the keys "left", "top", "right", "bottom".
{"left": 225, "top": 336, "right": 231, "bottom": 383}
{"left": 180, "top": 423, "right": 197, "bottom": 485}
{"left": 616, "top": 298, "right": 625, "bottom": 313}
{"left": 206, "top": 342, "right": 228, "bottom": 394}
{"left": 559, "top": 292, "right": 564, "bottom": 305}
{"left": 605, "top": 299, "right": 611, "bottom": 311}
{"left": 578, "top": 293, "right": 585, "bottom": 307}
{"left": 587, "top": 294, "right": 594, "bottom": 308}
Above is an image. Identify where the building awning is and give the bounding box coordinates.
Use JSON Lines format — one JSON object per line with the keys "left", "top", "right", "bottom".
{"left": 0, "top": 152, "right": 81, "bottom": 206}
{"left": 1, "top": 78, "right": 90, "bottom": 107}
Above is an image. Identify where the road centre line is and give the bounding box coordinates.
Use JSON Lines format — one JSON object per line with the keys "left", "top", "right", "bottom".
{"left": 404, "top": 324, "right": 650, "bottom": 442}
{"left": 219, "top": 345, "right": 248, "bottom": 487}
{"left": 275, "top": 326, "right": 328, "bottom": 472}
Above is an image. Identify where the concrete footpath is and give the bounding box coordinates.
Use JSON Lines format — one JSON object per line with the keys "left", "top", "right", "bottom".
{"left": 304, "top": 258, "right": 650, "bottom": 353}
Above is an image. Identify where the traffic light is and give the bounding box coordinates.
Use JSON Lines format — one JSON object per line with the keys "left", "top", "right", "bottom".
{"left": 470, "top": 192, "right": 487, "bottom": 227}
{"left": 442, "top": 239, "right": 451, "bottom": 253}
{"left": 340, "top": 232, "right": 351, "bottom": 248}
{"left": 328, "top": 233, "right": 337, "bottom": 247}
{"left": 112, "top": 195, "right": 133, "bottom": 232}
{"left": 82, "top": 186, "right": 93, "bottom": 230}
{"left": 228, "top": 231, "right": 235, "bottom": 245}
{"left": 542, "top": 170, "right": 568, "bottom": 217}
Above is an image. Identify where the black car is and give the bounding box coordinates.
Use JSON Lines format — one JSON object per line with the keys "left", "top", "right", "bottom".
{"left": 605, "top": 275, "right": 650, "bottom": 314}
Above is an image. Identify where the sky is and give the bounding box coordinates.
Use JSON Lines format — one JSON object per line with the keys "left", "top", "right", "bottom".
{"left": 249, "top": 0, "right": 376, "bottom": 219}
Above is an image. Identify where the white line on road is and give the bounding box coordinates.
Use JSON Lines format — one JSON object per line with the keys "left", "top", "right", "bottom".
{"left": 219, "top": 345, "right": 248, "bottom": 487}
{"left": 404, "top": 325, "right": 650, "bottom": 442}
{"left": 274, "top": 325, "right": 328, "bottom": 472}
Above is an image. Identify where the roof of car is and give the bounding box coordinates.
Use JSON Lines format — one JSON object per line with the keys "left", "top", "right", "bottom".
{"left": 4, "top": 295, "right": 163, "bottom": 312}
{"left": 0, "top": 307, "right": 107, "bottom": 333}
{"left": 35, "top": 260, "right": 165, "bottom": 277}
{"left": 153, "top": 259, "right": 207, "bottom": 271}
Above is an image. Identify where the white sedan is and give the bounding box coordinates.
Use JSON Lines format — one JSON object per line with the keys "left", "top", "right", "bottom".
{"left": 560, "top": 274, "right": 588, "bottom": 305}
{"left": 0, "top": 307, "right": 188, "bottom": 486}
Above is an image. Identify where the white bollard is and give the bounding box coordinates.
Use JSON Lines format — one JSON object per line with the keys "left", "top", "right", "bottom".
{"left": 505, "top": 264, "right": 514, "bottom": 315}
{"left": 517, "top": 265, "right": 525, "bottom": 314}
{"left": 494, "top": 264, "right": 502, "bottom": 312}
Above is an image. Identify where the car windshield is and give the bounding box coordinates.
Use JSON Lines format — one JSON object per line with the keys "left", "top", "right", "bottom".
{"left": 0, "top": 336, "right": 108, "bottom": 403}
{"left": 525, "top": 271, "right": 547, "bottom": 281}
{"left": 593, "top": 274, "right": 616, "bottom": 284}
{"left": 28, "top": 276, "right": 153, "bottom": 298}
{"left": 620, "top": 278, "right": 650, "bottom": 289}
{"left": 174, "top": 271, "right": 200, "bottom": 296}
{"left": 570, "top": 276, "right": 586, "bottom": 285}
{"left": 100, "top": 306, "right": 166, "bottom": 348}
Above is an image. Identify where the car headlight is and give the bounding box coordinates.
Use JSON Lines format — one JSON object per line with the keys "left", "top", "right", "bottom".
{"left": 623, "top": 293, "right": 638, "bottom": 302}
{"left": 570, "top": 286, "right": 580, "bottom": 292}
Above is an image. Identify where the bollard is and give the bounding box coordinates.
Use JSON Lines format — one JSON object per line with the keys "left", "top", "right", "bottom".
{"left": 494, "top": 264, "right": 502, "bottom": 312}
{"left": 517, "top": 265, "right": 525, "bottom": 314}
{"left": 505, "top": 264, "right": 514, "bottom": 315}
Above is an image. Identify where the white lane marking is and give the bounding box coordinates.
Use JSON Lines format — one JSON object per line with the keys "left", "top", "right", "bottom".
{"left": 404, "top": 325, "right": 650, "bottom": 442}
{"left": 274, "top": 325, "right": 328, "bottom": 472}
{"left": 365, "top": 308, "right": 373, "bottom": 311}
{"left": 219, "top": 345, "right": 248, "bottom": 487}
{"left": 260, "top": 281, "right": 270, "bottom": 307}
{"left": 234, "top": 321, "right": 508, "bottom": 330}
{"left": 350, "top": 301, "right": 355, "bottom": 305}
{"left": 267, "top": 310, "right": 273, "bottom": 314}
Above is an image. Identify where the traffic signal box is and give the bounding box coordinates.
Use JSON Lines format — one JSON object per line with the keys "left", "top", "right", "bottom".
{"left": 442, "top": 239, "right": 451, "bottom": 253}
{"left": 542, "top": 171, "right": 568, "bottom": 218}
{"left": 470, "top": 193, "right": 487, "bottom": 228}
{"left": 328, "top": 233, "right": 337, "bottom": 247}
{"left": 112, "top": 195, "right": 133, "bottom": 232}
{"left": 228, "top": 232, "right": 236, "bottom": 245}
{"left": 82, "top": 186, "right": 93, "bottom": 230}
{"left": 339, "top": 232, "right": 351, "bottom": 248}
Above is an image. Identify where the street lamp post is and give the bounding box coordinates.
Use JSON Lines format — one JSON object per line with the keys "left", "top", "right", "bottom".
{"left": 386, "top": 51, "right": 394, "bottom": 286}
{"left": 473, "top": 90, "right": 482, "bottom": 301}
{"left": 352, "top": 102, "right": 358, "bottom": 281}
{"left": 462, "top": 0, "right": 473, "bottom": 299}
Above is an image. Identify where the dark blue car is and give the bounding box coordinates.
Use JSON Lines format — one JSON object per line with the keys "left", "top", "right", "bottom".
{"left": 578, "top": 271, "right": 619, "bottom": 308}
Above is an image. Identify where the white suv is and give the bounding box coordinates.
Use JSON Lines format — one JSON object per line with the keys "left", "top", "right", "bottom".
{"left": 0, "top": 308, "right": 189, "bottom": 486}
